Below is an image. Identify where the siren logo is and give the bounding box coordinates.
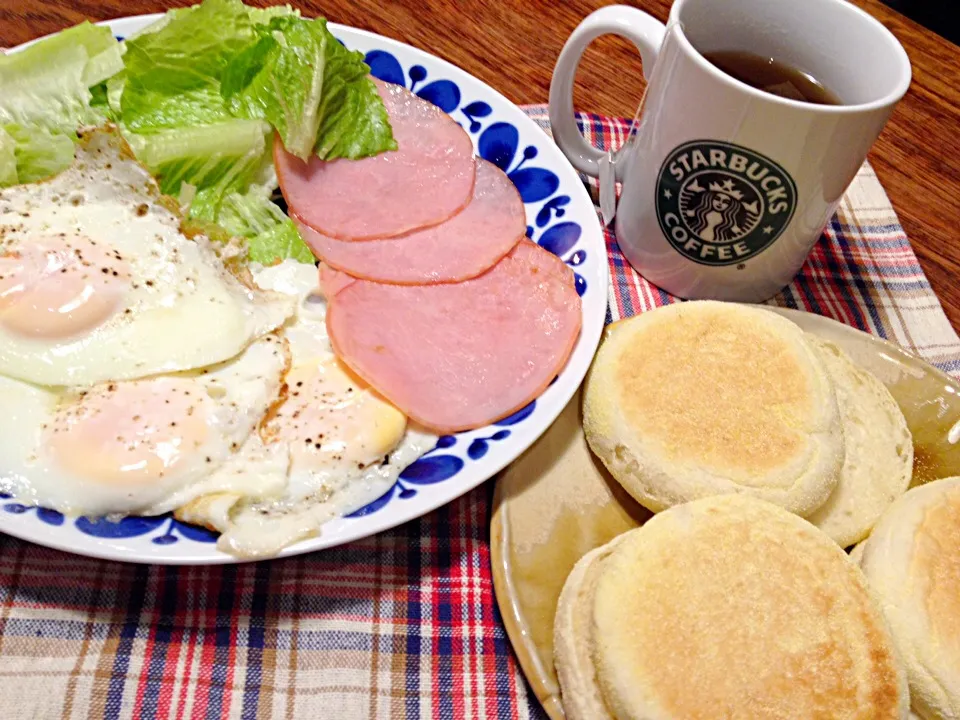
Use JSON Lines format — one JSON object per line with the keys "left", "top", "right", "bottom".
{"left": 655, "top": 140, "right": 797, "bottom": 266}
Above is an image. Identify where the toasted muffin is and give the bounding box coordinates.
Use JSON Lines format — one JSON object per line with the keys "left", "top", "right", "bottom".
{"left": 849, "top": 540, "right": 867, "bottom": 565}
{"left": 552, "top": 534, "right": 632, "bottom": 720}
{"left": 582, "top": 301, "right": 844, "bottom": 516}
{"left": 859, "top": 477, "right": 960, "bottom": 719}
{"left": 554, "top": 494, "right": 910, "bottom": 719}
{"left": 804, "top": 336, "right": 913, "bottom": 547}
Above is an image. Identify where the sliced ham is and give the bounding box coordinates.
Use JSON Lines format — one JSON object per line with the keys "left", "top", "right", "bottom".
{"left": 275, "top": 78, "right": 475, "bottom": 240}
{"left": 324, "top": 240, "right": 582, "bottom": 433}
{"left": 298, "top": 160, "right": 526, "bottom": 284}
{"left": 317, "top": 262, "right": 356, "bottom": 299}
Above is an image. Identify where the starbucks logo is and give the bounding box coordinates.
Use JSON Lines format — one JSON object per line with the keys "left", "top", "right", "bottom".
{"left": 655, "top": 140, "right": 797, "bottom": 266}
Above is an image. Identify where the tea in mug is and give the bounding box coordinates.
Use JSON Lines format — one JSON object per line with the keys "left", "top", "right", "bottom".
{"left": 702, "top": 50, "right": 842, "bottom": 105}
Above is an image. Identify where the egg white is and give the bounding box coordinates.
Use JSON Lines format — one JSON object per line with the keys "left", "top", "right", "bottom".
{"left": 175, "top": 260, "right": 438, "bottom": 558}
{"left": 0, "top": 127, "right": 295, "bottom": 387}
{"left": 0, "top": 333, "right": 290, "bottom": 517}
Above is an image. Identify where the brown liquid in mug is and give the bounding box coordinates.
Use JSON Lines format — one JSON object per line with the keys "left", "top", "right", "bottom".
{"left": 702, "top": 50, "right": 843, "bottom": 105}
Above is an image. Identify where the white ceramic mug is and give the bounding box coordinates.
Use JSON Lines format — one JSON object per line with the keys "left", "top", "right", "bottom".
{"left": 549, "top": 0, "right": 911, "bottom": 302}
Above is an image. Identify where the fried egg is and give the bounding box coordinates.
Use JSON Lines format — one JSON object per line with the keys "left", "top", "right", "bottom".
{"left": 176, "top": 260, "right": 437, "bottom": 558}
{"left": 0, "top": 333, "right": 290, "bottom": 517}
{"left": 0, "top": 127, "right": 295, "bottom": 386}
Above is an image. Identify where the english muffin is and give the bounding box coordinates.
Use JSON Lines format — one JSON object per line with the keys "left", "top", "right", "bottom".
{"left": 859, "top": 477, "right": 960, "bottom": 720}
{"left": 849, "top": 540, "right": 866, "bottom": 565}
{"left": 552, "top": 534, "right": 631, "bottom": 720}
{"left": 582, "top": 301, "right": 844, "bottom": 516}
{"left": 804, "top": 336, "right": 913, "bottom": 547}
{"left": 554, "top": 494, "right": 910, "bottom": 719}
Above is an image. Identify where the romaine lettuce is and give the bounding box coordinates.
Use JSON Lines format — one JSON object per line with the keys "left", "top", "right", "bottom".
{"left": 131, "top": 120, "right": 311, "bottom": 262}
{"left": 248, "top": 4, "right": 300, "bottom": 24}
{"left": 312, "top": 47, "right": 395, "bottom": 161}
{"left": 0, "top": 21, "right": 121, "bottom": 133}
{"left": 0, "top": 127, "right": 17, "bottom": 186}
{"left": 187, "top": 184, "right": 314, "bottom": 264}
{"left": 2, "top": 124, "right": 76, "bottom": 184}
{"left": 213, "top": 187, "right": 314, "bottom": 264}
{"left": 0, "top": 22, "right": 124, "bottom": 187}
{"left": 127, "top": 118, "right": 271, "bottom": 193}
{"left": 220, "top": 17, "right": 325, "bottom": 159}
{"left": 105, "top": 73, "right": 126, "bottom": 117}
{"left": 248, "top": 219, "right": 314, "bottom": 265}
{"left": 122, "top": 0, "right": 393, "bottom": 160}
{"left": 221, "top": 15, "right": 394, "bottom": 160}
{"left": 120, "top": 0, "right": 255, "bottom": 132}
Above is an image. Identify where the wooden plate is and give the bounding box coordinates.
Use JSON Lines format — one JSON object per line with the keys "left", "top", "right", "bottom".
{"left": 490, "top": 307, "right": 960, "bottom": 718}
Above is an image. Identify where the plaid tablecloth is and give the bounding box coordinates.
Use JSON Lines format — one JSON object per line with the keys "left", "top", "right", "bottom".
{"left": 1, "top": 109, "right": 958, "bottom": 720}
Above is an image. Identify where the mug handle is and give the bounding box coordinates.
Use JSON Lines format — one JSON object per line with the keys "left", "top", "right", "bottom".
{"left": 548, "top": 5, "right": 667, "bottom": 178}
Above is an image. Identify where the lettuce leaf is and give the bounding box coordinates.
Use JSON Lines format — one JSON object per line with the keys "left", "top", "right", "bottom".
{"left": 82, "top": 41, "right": 125, "bottom": 87}
{"left": 312, "top": 50, "right": 394, "bottom": 161}
{"left": 121, "top": 0, "right": 394, "bottom": 163}
{"left": 89, "top": 82, "right": 112, "bottom": 119}
{"left": 125, "top": 117, "right": 312, "bottom": 264}
{"left": 188, "top": 183, "right": 313, "bottom": 264}
{"left": 0, "top": 123, "right": 77, "bottom": 187}
{"left": 2, "top": 124, "right": 76, "bottom": 184}
{"left": 220, "top": 17, "right": 324, "bottom": 159}
{"left": 213, "top": 187, "right": 313, "bottom": 264}
{"left": 203, "top": 184, "right": 282, "bottom": 235}
{"left": 0, "top": 21, "right": 122, "bottom": 186}
{"left": 126, "top": 117, "right": 271, "bottom": 199}
{"left": 58, "top": 19, "right": 119, "bottom": 58}
{"left": 248, "top": 218, "right": 314, "bottom": 265}
{"left": 0, "top": 22, "right": 121, "bottom": 133}
{"left": 221, "top": 15, "right": 394, "bottom": 160}
{"left": 105, "top": 73, "right": 126, "bottom": 117}
{"left": 248, "top": 4, "right": 300, "bottom": 24}
{"left": 118, "top": 1, "right": 300, "bottom": 134}
{"left": 120, "top": 0, "right": 256, "bottom": 132}
{"left": 0, "top": 127, "right": 17, "bottom": 186}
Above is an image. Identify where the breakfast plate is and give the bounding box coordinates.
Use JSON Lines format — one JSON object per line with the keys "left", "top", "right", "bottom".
{"left": 0, "top": 14, "right": 607, "bottom": 564}
{"left": 490, "top": 307, "right": 960, "bottom": 718}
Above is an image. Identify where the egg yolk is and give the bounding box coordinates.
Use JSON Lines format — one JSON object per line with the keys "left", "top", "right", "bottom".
{"left": 45, "top": 377, "right": 213, "bottom": 486}
{"left": 265, "top": 358, "right": 406, "bottom": 472}
{"left": 0, "top": 235, "right": 130, "bottom": 339}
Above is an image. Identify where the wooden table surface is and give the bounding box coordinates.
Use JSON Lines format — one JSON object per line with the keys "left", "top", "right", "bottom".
{"left": 2, "top": 0, "right": 958, "bottom": 328}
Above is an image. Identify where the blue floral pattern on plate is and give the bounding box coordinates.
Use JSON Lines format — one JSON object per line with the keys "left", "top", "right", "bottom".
{"left": 76, "top": 515, "right": 218, "bottom": 544}
{"left": 0, "top": 490, "right": 218, "bottom": 544}
{"left": 1, "top": 494, "right": 65, "bottom": 526}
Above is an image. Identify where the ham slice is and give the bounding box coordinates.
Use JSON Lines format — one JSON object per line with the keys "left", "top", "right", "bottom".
{"left": 317, "top": 262, "right": 356, "bottom": 299}
{"left": 324, "top": 240, "right": 582, "bottom": 433}
{"left": 275, "top": 79, "right": 475, "bottom": 240}
{"left": 298, "top": 160, "right": 526, "bottom": 284}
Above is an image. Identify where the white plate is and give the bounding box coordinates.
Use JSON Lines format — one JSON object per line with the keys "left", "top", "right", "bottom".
{"left": 0, "top": 14, "right": 608, "bottom": 564}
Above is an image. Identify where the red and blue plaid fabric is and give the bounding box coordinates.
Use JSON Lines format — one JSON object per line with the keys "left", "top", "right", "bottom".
{"left": 0, "top": 110, "right": 957, "bottom": 720}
